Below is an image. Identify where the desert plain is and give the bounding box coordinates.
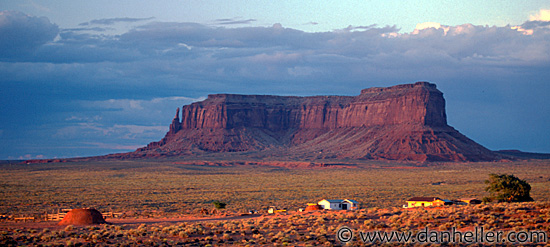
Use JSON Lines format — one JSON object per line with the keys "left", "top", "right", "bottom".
{"left": 1, "top": 158, "right": 549, "bottom": 246}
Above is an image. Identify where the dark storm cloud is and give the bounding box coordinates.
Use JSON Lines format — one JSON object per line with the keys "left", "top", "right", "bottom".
{"left": 1, "top": 11, "right": 550, "bottom": 159}
{"left": 3, "top": 15, "right": 549, "bottom": 93}
{"left": 62, "top": 27, "right": 110, "bottom": 32}
{"left": 519, "top": 20, "right": 550, "bottom": 30}
{"left": 0, "top": 11, "right": 58, "bottom": 58}
{"left": 118, "top": 22, "right": 314, "bottom": 50}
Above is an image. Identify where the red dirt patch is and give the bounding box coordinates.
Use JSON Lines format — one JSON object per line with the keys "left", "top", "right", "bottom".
{"left": 58, "top": 208, "right": 107, "bottom": 225}
{"left": 304, "top": 204, "right": 324, "bottom": 211}
{"left": 172, "top": 160, "right": 355, "bottom": 169}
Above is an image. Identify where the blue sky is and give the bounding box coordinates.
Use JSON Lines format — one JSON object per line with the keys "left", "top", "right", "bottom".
{"left": 2, "top": 0, "right": 549, "bottom": 33}
{"left": 1, "top": 1, "right": 550, "bottom": 159}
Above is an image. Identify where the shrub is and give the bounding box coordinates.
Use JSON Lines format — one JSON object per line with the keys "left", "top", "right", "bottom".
{"left": 484, "top": 173, "right": 533, "bottom": 202}
{"left": 212, "top": 201, "right": 227, "bottom": 209}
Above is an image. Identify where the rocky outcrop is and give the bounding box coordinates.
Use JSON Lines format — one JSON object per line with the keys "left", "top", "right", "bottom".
{"left": 132, "top": 82, "right": 501, "bottom": 162}
{"left": 168, "top": 107, "right": 182, "bottom": 135}
{"left": 172, "top": 82, "right": 445, "bottom": 131}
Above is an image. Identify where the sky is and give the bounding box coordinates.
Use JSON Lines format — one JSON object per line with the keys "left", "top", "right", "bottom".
{"left": 1, "top": 1, "right": 549, "bottom": 159}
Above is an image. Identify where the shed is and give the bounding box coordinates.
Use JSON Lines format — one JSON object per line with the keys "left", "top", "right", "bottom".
{"left": 318, "top": 199, "right": 359, "bottom": 210}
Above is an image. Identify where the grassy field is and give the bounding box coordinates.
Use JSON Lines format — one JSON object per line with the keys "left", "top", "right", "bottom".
{"left": 1, "top": 159, "right": 549, "bottom": 218}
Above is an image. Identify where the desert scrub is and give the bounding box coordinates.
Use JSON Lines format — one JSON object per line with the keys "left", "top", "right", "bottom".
{"left": 3, "top": 160, "right": 550, "bottom": 216}
{"left": 1, "top": 161, "right": 550, "bottom": 245}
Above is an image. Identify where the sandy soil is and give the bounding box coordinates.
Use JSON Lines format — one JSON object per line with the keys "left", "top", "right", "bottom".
{"left": 0, "top": 209, "right": 338, "bottom": 231}
{"left": 0, "top": 213, "right": 271, "bottom": 230}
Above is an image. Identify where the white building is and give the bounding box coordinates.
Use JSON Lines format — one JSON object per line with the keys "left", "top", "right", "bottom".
{"left": 317, "top": 199, "right": 359, "bottom": 210}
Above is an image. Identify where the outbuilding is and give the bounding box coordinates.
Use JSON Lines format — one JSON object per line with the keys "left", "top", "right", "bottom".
{"left": 318, "top": 199, "right": 359, "bottom": 210}
{"left": 405, "top": 197, "right": 452, "bottom": 208}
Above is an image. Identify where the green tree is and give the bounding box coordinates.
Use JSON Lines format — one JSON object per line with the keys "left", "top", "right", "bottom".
{"left": 212, "top": 200, "right": 226, "bottom": 209}
{"left": 484, "top": 173, "right": 533, "bottom": 202}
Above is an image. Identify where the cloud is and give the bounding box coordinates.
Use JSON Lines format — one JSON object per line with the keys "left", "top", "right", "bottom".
{"left": 511, "top": 9, "right": 550, "bottom": 35}
{"left": 520, "top": 20, "right": 550, "bottom": 30}
{"left": 214, "top": 17, "right": 257, "bottom": 25}
{"left": 81, "top": 142, "right": 143, "bottom": 151}
{"left": 62, "top": 27, "right": 111, "bottom": 32}
{"left": 414, "top": 22, "right": 442, "bottom": 30}
{"left": 0, "top": 11, "right": 58, "bottom": 58}
{"left": 51, "top": 122, "right": 168, "bottom": 155}
{"left": 18, "top": 154, "right": 45, "bottom": 160}
{"left": 3, "top": 16, "right": 549, "bottom": 87}
{"left": 83, "top": 96, "right": 205, "bottom": 111}
{"left": 54, "top": 123, "right": 166, "bottom": 140}
{"left": 304, "top": 21, "right": 318, "bottom": 26}
{"left": 1, "top": 12, "right": 550, "bottom": 158}
{"left": 530, "top": 9, "right": 550, "bottom": 21}
{"left": 90, "top": 99, "right": 145, "bottom": 111}
{"left": 412, "top": 22, "right": 450, "bottom": 35}
{"left": 339, "top": 24, "right": 380, "bottom": 32}
{"left": 79, "top": 17, "right": 155, "bottom": 26}
{"left": 288, "top": 66, "right": 318, "bottom": 76}
{"left": 72, "top": 96, "right": 206, "bottom": 126}
{"left": 514, "top": 20, "right": 550, "bottom": 35}
{"left": 20, "top": 1, "right": 52, "bottom": 13}
{"left": 65, "top": 115, "right": 103, "bottom": 122}
{"left": 3, "top": 17, "right": 548, "bottom": 96}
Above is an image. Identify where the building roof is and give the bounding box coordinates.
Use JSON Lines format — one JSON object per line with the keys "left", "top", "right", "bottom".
{"left": 319, "top": 199, "right": 359, "bottom": 204}
{"left": 319, "top": 199, "right": 343, "bottom": 203}
{"left": 407, "top": 197, "right": 441, "bottom": 202}
{"left": 343, "top": 199, "right": 359, "bottom": 204}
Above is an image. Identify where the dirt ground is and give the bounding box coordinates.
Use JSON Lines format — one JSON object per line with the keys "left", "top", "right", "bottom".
{"left": 2, "top": 204, "right": 550, "bottom": 246}
{"left": 0, "top": 213, "right": 264, "bottom": 230}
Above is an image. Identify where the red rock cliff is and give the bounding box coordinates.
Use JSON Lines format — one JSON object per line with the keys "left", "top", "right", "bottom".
{"left": 135, "top": 82, "right": 500, "bottom": 162}
{"left": 177, "top": 81, "right": 445, "bottom": 130}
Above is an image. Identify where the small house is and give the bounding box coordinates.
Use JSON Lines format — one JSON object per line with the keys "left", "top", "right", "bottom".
{"left": 405, "top": 197, "right": 452, "bottom": 208}
{"left": 318, "top": 199, "right": 359, "bottom": 210}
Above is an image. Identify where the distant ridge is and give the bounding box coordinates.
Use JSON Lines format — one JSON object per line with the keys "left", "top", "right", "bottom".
{"left": 108, "top": 81, "right": 503, "bottom": 162}
{"left": 495, "top": 150, "right": 550, "bottom": 160}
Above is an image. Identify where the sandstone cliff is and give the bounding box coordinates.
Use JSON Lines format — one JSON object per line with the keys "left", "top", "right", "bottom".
{"left": 133, "top": 82, "right": 500, "bottom": 162}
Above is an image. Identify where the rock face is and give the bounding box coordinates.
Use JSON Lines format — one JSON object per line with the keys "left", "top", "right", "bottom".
{"left": 133, "top": 82, "right": 500, "bottom": 162}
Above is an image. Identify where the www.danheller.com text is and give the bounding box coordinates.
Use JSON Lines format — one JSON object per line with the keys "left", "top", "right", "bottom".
{"left": 336, "top": 226, "right": 548, "bottom": 244}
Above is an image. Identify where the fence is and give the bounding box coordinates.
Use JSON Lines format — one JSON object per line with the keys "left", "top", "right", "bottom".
{"left": 45, "top": 209, "right": 124, "bottom": 221}
{"left": 1, "top": 209, "right": 125, "bottom": 222}
{"left": 102, "top": 212, "right": 124, "bottom": 218}
{"left": 45, "top": 208, "right": 71, "bottom": 221}
{"left": 1, "top": 215, "right": 37, "bottom": 222}
{"left": 13, "top": 216, "right": 36, "bottom": 222}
